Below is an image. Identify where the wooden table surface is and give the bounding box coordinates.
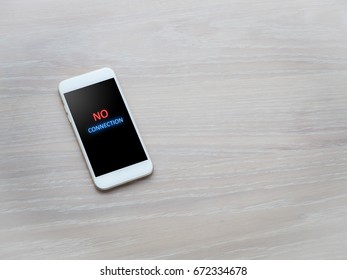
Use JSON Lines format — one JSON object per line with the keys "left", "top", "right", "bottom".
{"left": 1, "top": 0, "right": 347, "bottom": 259}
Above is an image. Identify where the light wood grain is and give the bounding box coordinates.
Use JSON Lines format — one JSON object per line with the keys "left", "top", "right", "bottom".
{"left": 1, "top": 0, "right": 347, "bottom": 259}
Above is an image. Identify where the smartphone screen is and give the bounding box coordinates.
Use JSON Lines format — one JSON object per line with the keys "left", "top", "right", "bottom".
{"left": 64, "top": 78, "right": 147, "bottom": 177}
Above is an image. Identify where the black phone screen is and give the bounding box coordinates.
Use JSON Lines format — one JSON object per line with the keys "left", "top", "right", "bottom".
{"left": 64, "top": 78, "right": 147, "bottom": 177}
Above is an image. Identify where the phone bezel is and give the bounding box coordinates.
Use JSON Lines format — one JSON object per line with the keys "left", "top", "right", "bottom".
{"left": 59, "top": 68, "right": 153, "bottom": 190}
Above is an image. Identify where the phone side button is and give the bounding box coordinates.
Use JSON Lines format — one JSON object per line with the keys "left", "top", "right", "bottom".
{"left": 68, "top": 114, "right": 73, "bottom": 123}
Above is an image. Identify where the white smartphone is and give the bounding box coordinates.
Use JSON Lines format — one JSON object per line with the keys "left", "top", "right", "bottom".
{"left": 59, "top": 68, "right": 153, "bottom": 190}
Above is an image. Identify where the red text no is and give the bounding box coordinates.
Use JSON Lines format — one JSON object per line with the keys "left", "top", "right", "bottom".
{"left": 93, "top": 109, "right": 108, "bottom": 121}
